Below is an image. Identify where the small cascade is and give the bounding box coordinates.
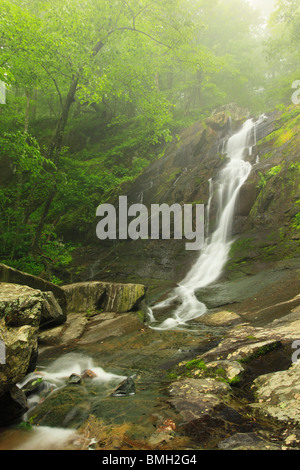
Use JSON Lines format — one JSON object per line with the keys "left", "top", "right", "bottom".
{"left": 149, "top": 115, "right": 266, "bottom": 330}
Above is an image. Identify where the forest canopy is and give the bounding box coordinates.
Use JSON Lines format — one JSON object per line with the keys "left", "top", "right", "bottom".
{"left": 0, "top": 0, "right": 299, "bottom": 282}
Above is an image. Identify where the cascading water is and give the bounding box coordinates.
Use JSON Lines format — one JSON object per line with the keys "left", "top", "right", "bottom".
{"left": 150, "top": 116, "right": 266, "bottom": 330}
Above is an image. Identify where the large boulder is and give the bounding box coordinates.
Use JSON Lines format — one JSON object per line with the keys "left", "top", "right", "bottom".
{"left": 62, "top": 281, "right": 146, "bottom": 314}
{"left": 0, "top": 263, "right": 67, "bottom": 315}
{"left": 0, "top": 283, "right": 65, "bottom": 329}
{"left": 0, "top": 320, "right": 39, "bottom": 396}
{"left": 251, "top": 361, "right": 300, "bottom": 424}
{"left": 0, "top": 282, "right": 66, "bottom": 425}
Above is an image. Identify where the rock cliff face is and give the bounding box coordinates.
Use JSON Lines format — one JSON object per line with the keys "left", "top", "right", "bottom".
{"left": 73, "top": 105, "right": 299, "bottom": 297}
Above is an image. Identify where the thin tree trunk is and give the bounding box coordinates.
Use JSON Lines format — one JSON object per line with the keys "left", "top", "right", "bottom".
{"left": 46, "top": 75, "right": 79, "bottom": 165}
{"left": 31, "top": 188, "right": 56, "bottom": 253}
{"left": 31, "top": 75, "right": 79, "bottom": 253}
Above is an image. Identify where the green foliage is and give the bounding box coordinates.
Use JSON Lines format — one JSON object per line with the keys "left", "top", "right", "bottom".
{"left": 257, "top": 165, "right": 283, "bottom": 190}
{"left": 185, "top": 359, "right": 207, "bottom": 371}
{"left": 0, "top": 0, "right": 299, "bottom": 280}
{"left": 293, "top": 213, "right": 300, "bottom": 230}
{"left": 0, "top": 132, "right": 53, "bottom": 258}
{"left": 266, "top": 165, "right": 283, "bottom": 178}
{"left": 17, "top": 422, "right": 33, "bottom": 431}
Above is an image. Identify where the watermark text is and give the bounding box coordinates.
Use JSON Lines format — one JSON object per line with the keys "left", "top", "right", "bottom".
{"left": 0, "top": 339, "right": 6, "bottom": 365}
{"left": 292, "top": 80, "right": 300, "bottom": 105}
{"left": 292, "top": 340, "right": 300, "bottom": 364}
{"left": 96, "top": 196, "right": 205, "bottom": 251}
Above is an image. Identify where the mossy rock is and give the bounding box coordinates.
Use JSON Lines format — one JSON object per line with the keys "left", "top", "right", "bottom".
{"left": 27, "top": 384, "right": 91, "bottom": 429}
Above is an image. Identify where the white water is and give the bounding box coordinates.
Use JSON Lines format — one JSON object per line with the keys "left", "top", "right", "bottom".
{"left": 18, "top": 353, "right": 126, "bottom": 391}
{"left": 13, "top": 426, "right": 79, "bottom": 450}
{"left": 5, "top": 353, "right": 127, "bottom": 450}
{"left": 150, "top": 116, "right": 266, "bottom": 330}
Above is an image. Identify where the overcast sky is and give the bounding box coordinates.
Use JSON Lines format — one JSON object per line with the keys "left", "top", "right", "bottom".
{"left": 247, "top": 0, "right": 277, "bottom": 16}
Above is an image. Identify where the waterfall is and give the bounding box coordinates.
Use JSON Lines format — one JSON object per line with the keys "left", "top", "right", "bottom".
{"left": 150, "top": 116, "right": 266, "bottom": 330}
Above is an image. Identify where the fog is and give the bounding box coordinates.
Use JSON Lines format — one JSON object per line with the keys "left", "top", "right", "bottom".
{"left": 247, "top": 0, "right": 277, "bottom": 16}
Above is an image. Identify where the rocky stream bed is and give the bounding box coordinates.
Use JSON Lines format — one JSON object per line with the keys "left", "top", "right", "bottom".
{"left": 0, "top": 259, "right": 299, "bottom": 451}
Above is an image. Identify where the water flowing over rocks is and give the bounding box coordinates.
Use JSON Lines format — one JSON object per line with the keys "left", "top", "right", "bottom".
{"left": 26, "top": 383, "right": 91, "bottom": 429}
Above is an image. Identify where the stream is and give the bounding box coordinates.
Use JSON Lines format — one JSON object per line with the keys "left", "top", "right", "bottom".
{"left": 0, "top": 320, "right": 223, "bottom": 450}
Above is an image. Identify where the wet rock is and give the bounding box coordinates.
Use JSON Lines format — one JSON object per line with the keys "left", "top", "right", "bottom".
{"left": 77, "top": 313, "right": 142, "bottom": 345}
{"left": 20, "top": 377, "right": 44, "bottom": 396}
{"left": 81, "top": 369, "right": 97, "bottom": 379}
{"left": 62, "top": 281, "right": 146, "bottom": 314}
{"left": 67, "top": 374, "right": 82, "bottom": 385}
{"left": 27, "top": 384, "right": 91, "bottom": 429}
{"left": 168, "top": 378, "right": 231, "bottom": 425}
{"left": 235, "top": 182, "right": 259, "bottom": 217}
{"left": 195, "top": 269, "right": 293, "bottom": 309}
{"left": 110, "top": 376, "right": 136, "bottom": 397}
{"left": 38, "top": 312, "right": 88, "bottom": 347}
{"left": 196, "top": 310, "right": 241, "bottom": 327}
{"left": 147, "top": 420, "right": 176, "bottom": 447}
{"left": 0, "top": 385, "right": 29, "bottom": 426}
{"left": 218, "top": 432, "right": 281, "bottom": 450}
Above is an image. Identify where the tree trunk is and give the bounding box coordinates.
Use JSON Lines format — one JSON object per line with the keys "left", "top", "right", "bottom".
{"left": 31, "top": 188, "right": 56, "bottom": 253}
{"left": 31, "top": 75, "right": 79, "bottom": 253}
{"left": 46, "top": 75, "right": 79, "bottom": 166}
